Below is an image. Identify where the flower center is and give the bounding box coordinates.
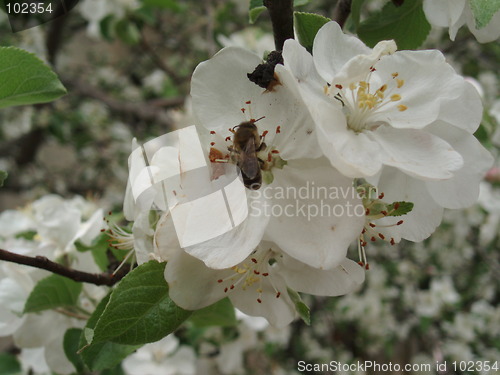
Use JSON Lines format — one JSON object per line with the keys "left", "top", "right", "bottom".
{"left": 326, "top": 71, "right": 408, "bottom": 133}
{"left": 216, "top": 249, "right": 282, "bottom": 304}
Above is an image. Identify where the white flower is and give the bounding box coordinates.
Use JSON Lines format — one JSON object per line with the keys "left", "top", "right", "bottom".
{"left": 423, "top": 0, "right": 500, "bottom": 43}
{"left": 122, "top": 335, "right": 196, "bottom": 375}
{"left": 18, "top": 348, "right": 51, "bottom": 375}
{"left": 170, "top": 46, "right": 366, "bottom": 270}
{"left": 217, "top": 27, "right": 274, "bottom": 57}
{"left": 164, "top": 237, "right": 365, "bottom": 327}
{"left": 278, "top": 22, "right": 492, "bottom": 241}
{"left": 30, "top": 195, "right": 105, "bottom": 254}
{"left": 279, "top": 21, "right": 472, "bottom": 179}
{"left": 0, "top": 209, "right": 35, "bottom": 238}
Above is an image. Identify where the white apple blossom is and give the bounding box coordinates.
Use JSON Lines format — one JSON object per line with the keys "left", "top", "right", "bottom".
{"left": 162, "top": 230, "right": 365, "bottom": 327}
{"left": 0, "top": 195, "right": 108, "bottom": 375}
{"left": 79, "top": 0, "right": 140, "bottom": 38}
{"left": 277, "top": 21, "right": 493, "bottom": 241}
{"left": 122, "top": 335, "right": 196, "bottom": 375}
{"left": 18, "top": 348, "right": 51, "bottom": 375}
{"left": 170, "top": 46, "right": 365, "bottom": 270}
{"left": 423, "top": 0, "right": 500, "bottom": 43}
{"left": 217, "top": 27, "right": 274, "bottom": 58}
{"left": 30, "top": 195, "right": 105, "bottom": 255}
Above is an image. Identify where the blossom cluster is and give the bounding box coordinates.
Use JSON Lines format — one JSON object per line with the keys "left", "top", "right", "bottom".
{"left": 125, "top": 22, "right": 492, "bottom": 326}
{"left": 0, "top": 195, "right": 107, "bottom": 374}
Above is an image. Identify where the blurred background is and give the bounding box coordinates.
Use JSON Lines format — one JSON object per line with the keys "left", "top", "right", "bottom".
{"left": 0, "top": 0, "right": 499, "bottom": 374}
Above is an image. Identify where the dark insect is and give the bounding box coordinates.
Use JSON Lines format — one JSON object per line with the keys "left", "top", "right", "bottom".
{"left": 231, "top": 121, "right": 266, "bottom": 190}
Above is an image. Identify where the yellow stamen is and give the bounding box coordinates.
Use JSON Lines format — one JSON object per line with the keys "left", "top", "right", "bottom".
{"left": 396, "top": 79, "right": 404, "bottom": 88}
{"left": 390, "top": 94, "right": 401, "bottom": 101}
{"left": 397, "top": 104, "right": 408, "bottom": 111}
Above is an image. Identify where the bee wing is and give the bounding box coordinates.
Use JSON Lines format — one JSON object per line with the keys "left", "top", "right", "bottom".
{"left": 239, "top": 137, "right": 260, "bottom": 179}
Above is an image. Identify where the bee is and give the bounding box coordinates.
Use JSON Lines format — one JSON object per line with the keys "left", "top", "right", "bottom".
{"left": 231, "top": 120, "right": 266, "bottom": 190}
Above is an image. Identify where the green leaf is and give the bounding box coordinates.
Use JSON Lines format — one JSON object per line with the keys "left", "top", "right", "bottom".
{"left": 115, "top": 19, "right": 141, "bottom": 45}
{"left": 351, "top": 0, "right": 366, "bottom": 28}
{"left": 100, "top": 15, "right": 116, "bottom": 41}
{"left": 75, "top": 233, "right": 110, "bottom": 272}
{"left": 287, "top": 288, "right": 311, "bottom": 325}
{"left": 294, "top": 12, "right": 331, "bottom": 52}
{"left": 0, "top": 47, "right": 66, "bottom": 108}
{"left": 101, "top": 365, "right": 126, "bottom": 375}
{"left": 64, "top": 328, "right": 85, "bottom": 373}
{"left": 15, "top": 230, "right": 36, "bottom": 240}
{"left": 0, "top": 170, "right": 7, "bottom": 187}
{"left": 189, "top": 298, "right": 236, "bottom": 327}
{"left": 249, "top": 0, "right": 265, "bottom": 24}
{"left": 79, "top": 294, "right": 140, "bottom": 371}
{"left": 469, "top": 0, "right": 500, "bottom": 28}
{"left": 24, "top": 274, "right": 83, "bottom": 313}
{"left": 0, "top": 354, "right": 21, "bottom": 375}
{"left": 387, "top": 201, "right": 414, "bottom": 217}
{"left": 357, "top": 0, "right": 430, "bottom": 50}
{"left": 92, "top": 261, "right": 192, "bottom": 345}
{"left": 141, "top": 0, "right": 182, "bottom": 11}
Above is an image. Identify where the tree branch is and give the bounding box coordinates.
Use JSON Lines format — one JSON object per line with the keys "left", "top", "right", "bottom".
{"left": 263, "top": 0, "right": 294, "bottom": 51}
{"left": 0, "top": 249, "right": 128, "bottom": 286}
{"left": 333, "top": 0, "right": 352, "bottom": 29}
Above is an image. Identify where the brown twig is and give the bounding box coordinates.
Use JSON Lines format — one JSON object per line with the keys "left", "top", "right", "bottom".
{"left": 263, "top": 0, "right": 294, "bottom": 51}
{"left": 333, "top": 0, "right": 353, "bottom": 29}
{"left": 46, "top": 1, "right": 69, "bottom": 65}
{"left": 0, "top": 248, "right": 128, "bottom": 286}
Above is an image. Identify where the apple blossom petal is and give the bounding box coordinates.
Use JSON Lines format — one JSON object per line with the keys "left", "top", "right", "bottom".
{"left": 448, "top": 10, "right": 466, "bottom": 40}
{"left": 372, "top": 167, "right": 444, "bottom": 242}
{"left": 423, "top": 0, "right": 466, "bottom": 28}
{"left": 437, "top": 81, "right": 483, "bottom": 133}
{"left": 466, "top": 5, "right": 500, "bottom": 43}
{"left": 229, "top": 272, "right": 296, "bottom": 328}
{"left": 45, "top": 334, "right": 75, "bottom": 375}
{"left": 266, "top": 160, "right": 365, "bottom": 270}
{"left": 181, "top": 190, "right": 269, "bottom": 269}
{"left": 279, "top": 257, "right": 365, "bottom": 296}
{"left": 255, "top": 80, "right": 323, "bottom": 160}
{"left": 311, "top": 103, "right": 383, "bottom": 177}
{"left": 165, "top": 250, "right": 228, "bottom": 310}
{"left": 425, "top": 122, "right": 493, "bottom": 209}
{"left": 191, "top": 47, "right": 263, "bottom": 131}
{"left": 153, "top": 212, "right": 182, "bottom": 263}
{"left": 0, "top": 278, "right": 27, "bottom": 336}
{"left": 14, "top": 311, "right": 72, "bottom": 348}
{"left": 371, "top": 50, "right": 465, "bottom": 129}
{"left": 332, "top": 40, "right": 397, "bottom": 87}
{"left": 313, "top": 21, "right": 371, "bottom": 83}
{"left": 191, "top": 46, "right": 321, "bottom": 160}
{"left": 75, "top": 209, "right": 105, "bottom": 247}
{"left": 370, "top": 126, "right": 463, "bottom": 180}
{"left": 281, "top": 38, "right": 325, "bottom": 94}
